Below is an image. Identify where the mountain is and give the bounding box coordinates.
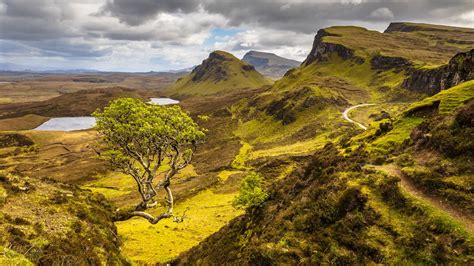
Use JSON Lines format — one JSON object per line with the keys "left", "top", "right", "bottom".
{"left": 242, "top": 51, "right": 301, "bottom": 79}
{"left": 167, "top": 50, "right": 271, "bottom": 96}
{"left": 173, "top": 22, "right": 474, "bottom": 264}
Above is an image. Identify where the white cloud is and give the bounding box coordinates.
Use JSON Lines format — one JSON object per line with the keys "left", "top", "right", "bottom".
{"left": 369, "top": 7, "right": 394, "bottom": 20}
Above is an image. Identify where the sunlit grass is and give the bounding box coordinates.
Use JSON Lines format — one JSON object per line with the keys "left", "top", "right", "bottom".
{"left": 116, "top": 189, "right": 243, "bottom": 264}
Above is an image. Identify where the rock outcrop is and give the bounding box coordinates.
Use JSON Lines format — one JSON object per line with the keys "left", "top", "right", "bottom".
{"left": 191, "top": 51, "right": 233, "bottom": 82}
{"left": 370, "top": 55, "right": 413, "bottom": 71}
{"left": 303, "top": 29, "right": 364, "bottom": 66}
{"left": 402, "top": 49, "right": 473, "bottom": 95}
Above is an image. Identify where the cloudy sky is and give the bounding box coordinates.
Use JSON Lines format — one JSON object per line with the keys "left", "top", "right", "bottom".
{"left": 0, "top": 0, "right": 473, "bottom": 72}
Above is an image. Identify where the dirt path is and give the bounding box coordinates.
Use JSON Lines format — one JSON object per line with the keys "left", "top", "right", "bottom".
{"left": 374, "top": 164, "right": 474, "bottom": 233}
{"left": 342, "top": 104, "right": 376, "bottom": 130}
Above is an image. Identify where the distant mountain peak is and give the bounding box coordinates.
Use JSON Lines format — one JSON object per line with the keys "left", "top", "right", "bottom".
{"left": 242, "top": 51, "right": 300, "bottom": 79}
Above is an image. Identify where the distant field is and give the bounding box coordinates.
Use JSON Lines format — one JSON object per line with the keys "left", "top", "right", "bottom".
{"left": 0, "top": 72, "right": 183, "bottom": 103}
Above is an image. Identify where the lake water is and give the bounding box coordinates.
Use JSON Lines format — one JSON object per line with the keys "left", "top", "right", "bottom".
{"left": 34, "top": 98, "right": 180, "bottom": 131}
{"left": 34, "top": 117, "right": 96, "bottom": 131}
{"left": 149, "top": 98, "right": 179, "bottom": 105}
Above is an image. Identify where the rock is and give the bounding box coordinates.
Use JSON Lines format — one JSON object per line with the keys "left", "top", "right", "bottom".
{"left": 303, "top": 29, "right": 364, "bottom": 66}
{"left": 402, "top": 49, "right": 473, "bottom": 95}
{"left": 370, "top": 55, "right": 413, "bottom": 70}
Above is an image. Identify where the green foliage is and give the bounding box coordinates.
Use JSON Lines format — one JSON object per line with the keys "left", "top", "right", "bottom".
{"left": 93, "top": 97, "right": 205, "bottom": 178}
{"left": 233, "top": 172, "right": 268, "bottom": 209}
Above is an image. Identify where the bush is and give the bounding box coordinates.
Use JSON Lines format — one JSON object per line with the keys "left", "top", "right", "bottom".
{"left": 233, "top": 172, "right": 268, "bottom": 209}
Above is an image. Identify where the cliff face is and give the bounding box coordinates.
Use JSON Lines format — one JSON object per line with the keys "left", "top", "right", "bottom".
{"left": 192, "top": 51, "right": 238, "bottom": 82}
{"left": 370, "top": 55, "right": 413, "bottom": 71}
{"left": 303, "top": 29, "right": 364, "bottom": 66}
{"left": 402, "top": 49, "right": 473, "bottom": 95}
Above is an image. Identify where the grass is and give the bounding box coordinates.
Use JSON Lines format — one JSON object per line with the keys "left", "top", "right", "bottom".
{"left": 0, "top": 246, "right": 33, "bottom": 265}
{"left": 116, "top": 189, "right": 243, "bottom": 264}
{"left": 369, "top": 116, "right": 424, "bottom": 152}
{"left": 231, "top": 142, "right": 252, "bottom": 170}
{"left": 0, "top": 114, "right": 49, "bottom": 131}
{"left": 218, "top": 170, "right": 243, "bottom": 182}
{"left": 323, "top": 25, "right": 473, "bottom": 66}
{"left": 251, "top": 133, "right": 331, "bottom": 159}
{"left": 406, "top": 80, "right": 474, "bottom": 114}
{"left": 82, "top": 165, "right": 199, "bottom": 202}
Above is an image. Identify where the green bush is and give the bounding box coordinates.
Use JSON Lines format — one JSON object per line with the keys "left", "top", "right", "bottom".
{"left": 233, "top": 172, "right": 268, "bottom": 209}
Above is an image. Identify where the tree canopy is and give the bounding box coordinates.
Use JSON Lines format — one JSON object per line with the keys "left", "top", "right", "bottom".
{"left": 93, "top": 98, "right": 205, "bottom": 224}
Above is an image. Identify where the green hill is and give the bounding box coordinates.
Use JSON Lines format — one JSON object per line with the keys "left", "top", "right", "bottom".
{"left": 168, "top": 51, "right": 272, "bottom": 96}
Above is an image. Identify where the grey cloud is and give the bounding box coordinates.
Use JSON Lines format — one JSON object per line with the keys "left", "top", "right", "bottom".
{"left": 101, "top": 0, "right": 473, "bottom": 33}
{"left": 101, "top": 0, "right": 201, "bottom": 26}
{"left": 0, "top": 0, "right": 76, "bottom": 41}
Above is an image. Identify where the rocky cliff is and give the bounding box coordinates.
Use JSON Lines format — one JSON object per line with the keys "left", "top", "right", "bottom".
{"left": 303, "top": 29, "right": 364, "bottom": 66}
{"left": 402, "top": 49, "right": 473, "bottom": 95}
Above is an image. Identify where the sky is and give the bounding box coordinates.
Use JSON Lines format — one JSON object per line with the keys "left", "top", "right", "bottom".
{"left": 0, "top": 0, "right": 473, "bottom": 72}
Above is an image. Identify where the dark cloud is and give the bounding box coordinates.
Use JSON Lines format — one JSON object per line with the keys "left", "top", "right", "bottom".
{"left": 101, "top": 0, "right": 473, "bottom": 33}
{"left": 101, "top": 0, "right": 201, "bottom": 26}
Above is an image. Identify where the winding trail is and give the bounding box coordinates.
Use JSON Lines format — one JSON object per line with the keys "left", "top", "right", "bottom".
{"left": 342, "top": 104, "right": 376, "bottom": 130}
{"left": 373, "top": 165, "right": 474, "bottom": 233}
{"left": 343, "top": 105, "right": 473, "bottom": 233}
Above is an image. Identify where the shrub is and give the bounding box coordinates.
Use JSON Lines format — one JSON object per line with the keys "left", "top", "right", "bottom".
{"left": 233, "top": 172, "right": 268, "bottom": 209}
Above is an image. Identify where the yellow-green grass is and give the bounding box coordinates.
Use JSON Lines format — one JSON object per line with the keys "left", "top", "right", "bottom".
{"left": 83, "top": 165, "right": 199, "bottom": 201}
{"left": 235, "top": 106, "right": 340, "bottom": 145}
{"left": 406, "top": 80, "right": 474, "bottom": 114}
{"left": 399, "top": 187, "right": 474, "bottom": 238}
{"left": 82, "top": 172, "right": 135, "bottom": 200}
{"left": 168, "top": 51, "right": 272, "bottom": 95}
{"left": 0, "top": 246, "right": 33, "bottom": 265}
{"left": 369, "top": 117, "right": 423, "bottom": 153}
{"left": 116, "top": 189, "right": 243, "bottom": 264}
{"left": 231, "top": 142, "right": 252, "bottom": 169}
{"left": 251, "top": 133, "right": 332, "bottom": 159}
{"left": 348, "top": 103, "right": 410, "bottom": 126}
{"left": 276, "top": 163, "right": 296, "bottom": 180}
{"left": 271, "top": 53, "right": 408, "bottom": 103}
{"left": 218, "top": 170, "right": 243, "bottom": 182}
{"left": 443, "top": 174, "right": 474, "bottom": 189}
{"left": 323, "top": 25, "right": 473, "bottom": 66}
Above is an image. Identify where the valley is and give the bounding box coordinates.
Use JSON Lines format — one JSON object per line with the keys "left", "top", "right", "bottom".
{"left": 0, "top": 21, "right": 473, "bottom": 265}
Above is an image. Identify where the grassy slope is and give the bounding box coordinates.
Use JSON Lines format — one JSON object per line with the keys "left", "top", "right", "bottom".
{"left": 175, "top": 144, "right": 474, "bottom": 264}
{"left": 324, "top": 25, "right": 473, "bottom": 67}
{"left": 0, "top": 172, "right": 125, "bottom": 264}
{"left": 173, "top": 24, "right": 473, "bottom": 264}
{"left": 168, "top": 51, "right": 272, "bottom": 96}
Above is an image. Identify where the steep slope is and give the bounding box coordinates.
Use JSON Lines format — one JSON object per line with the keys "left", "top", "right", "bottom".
{"left": 175, "top": 143, "right": 474, "bottom": 264}
{"left": 173, "top": 23, "right": 474, "bottom": 265}
{"left": 0, "top": 171, "right": 125, "bottom": 264}
{"left": 242, "top": 51, "right": 300, "bottom": 79}
{"left": 168, "top": 51, "right": 271, "bottom": 96}
{"left": 230, "top": 23, "right": 473, "bottom": 157}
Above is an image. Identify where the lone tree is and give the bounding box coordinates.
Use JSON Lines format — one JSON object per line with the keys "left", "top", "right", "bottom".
{"left": 93, "top": 98, "right": 205, "bottom": 224}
